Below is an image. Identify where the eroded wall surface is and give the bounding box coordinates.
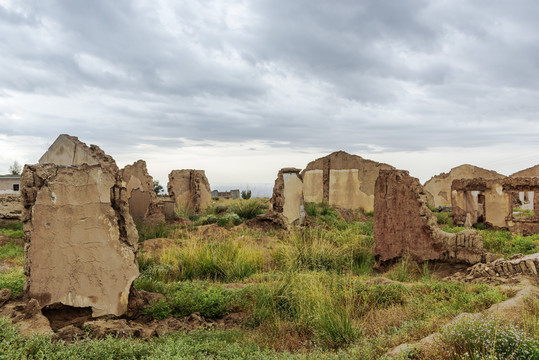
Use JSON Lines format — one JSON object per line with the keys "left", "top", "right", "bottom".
{"left": 120, "top": 160, "right": 163, "bottom": 223}
{"left": 269, "top": 168, "right": 305, "bottom": 226}
{"left": 302, "top": 170, "right": 323, "bottom": 203}
{"left": 21, "top": 163, "right": 139, "bottom": 317}
{"left": 510, "top": 165, "right": 539, "bottom": 178}
{"left": 38, "top": 134, "right": 119, "bottom": 174}
{"left": 168, "top": 170, "right": 211, "bottom": 214}
{"left": 301, "top": 151, "right": 394, "bottom": 211}
{"left": 374, "top": 170, "right": 484, "bottom": 266}
{"left": 424, "top": 164, "right": 505, "bottom": 208}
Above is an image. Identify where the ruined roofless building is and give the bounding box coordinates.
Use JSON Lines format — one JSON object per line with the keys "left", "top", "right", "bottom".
{"left": 423, "top": 164, "right": 506, "bottom": 208}
{"left": 168, "top": 169, "right": 212, "bottom": 214}
{"left": 22, "top": 134, "right": 139, "bottom": 317}
{"left": 301, "top": 151, "right": 394, "bottom": 212}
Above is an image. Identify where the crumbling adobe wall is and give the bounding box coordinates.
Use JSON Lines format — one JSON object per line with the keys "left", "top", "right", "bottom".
{"left": 451, "top": 178, "right": 509, "bottom": 228}
{"left": 301, "top": 151, "right": 394, "bottom": 211}
{"left": 39, "top": 134, "right": 119, "bottom": 175}
{"left": 167, "top": 170, "right": 211, "bottom": 214}
{"left": 510, "top": 165, "right": 539, "bottom": 178}
{"left": 374, "top": 170, "right": 484, "bottom": 267}
{"left": 0, "top": 194, "right": 22, "bottom": 220}
{"left": 269, "top": 168, "right": 305, "bottom": 226}
{"left": 120, "top": 160, "right": 164, "bottom": 223}
{"left": 424, "top": 164, "right": 505, "bottom": 208}
{"left": 20, "top": 163, "right": 139, "bottom": 317}
{"left": 503, "top": 177, "right": 539, "bottom": 235}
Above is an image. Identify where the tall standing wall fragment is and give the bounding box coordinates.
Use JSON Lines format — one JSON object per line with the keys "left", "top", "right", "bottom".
{"left": 374, "top": 170, "right": 484, "bottom": 266}
{"left": 21, "top": 163, "right": 139, "bottom": 317}
{"left": 269, "top": 168, "right": 305, "bottom": 226}
{"left": 168, "top": 169, "right": 212, "bottom": 214}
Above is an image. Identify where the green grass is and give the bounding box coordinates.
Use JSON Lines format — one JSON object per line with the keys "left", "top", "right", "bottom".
{"left": 0, "top": 221, "right": 23, "bottom": 239}
{"left": 0, "top": 268, "right": 25, "bottom": 297}
{"left": 136, "top": 221, "right": 177, "bottom": 242}
{"left": 0, "top": 241, "right": 23, "bottom": 264}
{"left": 197, "top": 199, "right": 268, "bottom": 227}
{"left": 137, "top": 280, "right": 239, "bottom": 320}
{"left": 480, "top": 229, "right": 539, "bottom": 257}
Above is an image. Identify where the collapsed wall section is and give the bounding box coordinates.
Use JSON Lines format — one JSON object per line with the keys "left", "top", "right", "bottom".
{"left": 301, "top": 151, "right": 394, "bottom": 211}
{"left": 120, "top": 160, "right": 164, "bottom": 223}
{"left": 424, "top": 164, "right": 505, "bottom": 208}
{"left": 269, "top": 168, "right": 305, "bottom": 226}
{"left": 167, "top": 170, "right": 211, "bottom": 214}
{"left": 20, "top": 163, "right": 139, "bottom": 317}
{"left": 374, "top": 170, "right": 484, "bottom": 267}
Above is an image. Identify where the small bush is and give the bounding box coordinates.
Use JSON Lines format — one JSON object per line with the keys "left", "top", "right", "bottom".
{"left": 230, "top": 199, "right": 267, "bottom": 220}
{"left": 434, "top": 212, "right": 452, "bottom": 226}
{"left": 437, "top": 315, "right": 539, "bottom": 359}
{"left": 144, "top": 281, "right": 238, "bottom": 320}
{"left": 305, "top": 202, "right": 319, "bottom": 217}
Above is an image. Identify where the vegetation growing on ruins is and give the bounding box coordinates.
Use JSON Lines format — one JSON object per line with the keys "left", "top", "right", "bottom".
{"left": 1, "top": 206, "right": 539, "bottom": 358}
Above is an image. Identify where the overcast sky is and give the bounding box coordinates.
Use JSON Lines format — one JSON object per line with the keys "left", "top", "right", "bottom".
{"left": 1, "top": 0, "right": 538, "bottom": 195}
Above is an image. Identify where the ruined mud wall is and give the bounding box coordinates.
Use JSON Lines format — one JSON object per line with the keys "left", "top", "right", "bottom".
{"left": 269, "top": 168, "right": 305, "bottom": 226}
{"left": 510, "top": 165, "right": 539, "bottom": 178}
{"left": 21, "top": 163, "right": 139, "bottom": 317}
{"left": 424, "top": 164, "right": 505, "bottom": 208}
{"left": 374, "top": 170, "right": 484, "bottom": 266}
{"left": 503, "top": 177, "right": 539, "bottom": 235}
{"left": 120, "top": 160, "right": 164, "bottom": 223}
{"left": 0, "top": 194, "right": 22, "bottom": 220}
{"left": 39, "top": 134, "right": 119, "bottom": 174}
{"left": 451, "top": 178, "right": 509, "bottom": 228}
{"left": 167, "top": 170, "right": 211, "bottom": 214}
{"left": 301, "top": 151, "right": 394, "bottom": 211}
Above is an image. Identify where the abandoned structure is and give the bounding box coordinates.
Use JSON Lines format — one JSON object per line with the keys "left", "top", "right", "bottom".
{"left": 374, "top": 170, "right": 485, "bottom": 266}
{"left": 269, "top": 168, "right": 305, "bottom": 226}
{"left": 21, "top": 157, "right": 139, "bottom": 317}
{"left": 510, "top": 164, "right": 539, "bottom": 178}
{"left": 424, "top": 164, "right": 506, "bottom": 208}
{"left": 211, "top": 189, "right": 240, "bottom": 200}
{"left": 0, "top": 174, "right": 20, "bottom": 194}
{"left": 39, "top": 134, "right": 119, "bottom": 174}
{"left": 301, "top": 151, "right": 394, "bottom": 212}
{"left": 452, "top": 177, "right": 538, "bottom": 234}
{"left": 0, "top": 194, "right": 22, "bottom": 220}
{"left": 120, "top": 160, "right": 164, "bottom": 223}
{"left": 168, "top": 169, "right": 212, "bottom": 214}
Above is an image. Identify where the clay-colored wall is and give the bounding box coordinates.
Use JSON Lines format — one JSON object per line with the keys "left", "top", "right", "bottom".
{"left": 484, "top": 182, "right": 510, "bottom": 228}
{"left": 510, "top": 165, "right": 539, "bottom": 178}
{"left": 168, "top": 170, "right": 211, "bottom": 214}
{"left": 21, "top": 164, "right": 139, "bottom": 317}
{"left": 329, "top": 169, "right": 373, "bottom": 211}
{"left": 301, "top": 151, "right": 394, "bottom": 211}
{"left": 303, "top": 170, "right": 323, "bottom": 203}
{"left": 425, "top": 164, "right": 505, "bottom": 208}
{"left": 282, "top": 172, "right": 304, "bottom": 225}
{"left": 39, "top": 134, "right": 100, "bottom": 167}
{"left": 0, "top": 194, "right": 22, "bottom": 219}
{"left": 120, "top": 160, "right": 162, "bottom": 222}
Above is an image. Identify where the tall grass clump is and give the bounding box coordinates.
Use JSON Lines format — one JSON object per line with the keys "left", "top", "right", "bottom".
{"left": 436, "top": 315, "right": 539, "bottom": 359}
{"left": 272, "top": 228, "right": 373, "bottom": 274}
{"left": 136, "top": 221, "right": 176, "bottom": 242}
{"left": 480, "top": 230, "right": 539, "bottom": 257}
{"left": 229, "top": 199, "right": 268, "bottom": 219}
{"left": 245, "top": 272, "right": 361, "bottom": 349}
{"left": 141, "top": 237, "right": 266, "bottom": 282}
{"left": 0, "top": 268, "right": 25, "bottom": 297}
{"left": 0, "top": 241, "right": 23, "bottom": 264}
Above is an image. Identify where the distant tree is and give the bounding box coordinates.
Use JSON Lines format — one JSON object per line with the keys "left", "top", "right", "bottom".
{"left": 241, "top": 190, "right": 251, "bottom": 200}
{"left": 9, "top": 161, "right": 21, "bottom": 175}
{"left": 153, "top": 180, "right": 164, "bottom": 195}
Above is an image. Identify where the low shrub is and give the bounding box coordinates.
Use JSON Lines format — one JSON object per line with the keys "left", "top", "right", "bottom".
{"left": 144, "top": 281, "right": 238, "bottom": 320}
{"left": 437, "top": 315, "right": 539, "bottom": 359}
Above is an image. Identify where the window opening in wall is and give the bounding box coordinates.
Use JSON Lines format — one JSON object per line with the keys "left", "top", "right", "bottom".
{"left": 12, "top": 184, "right": 19, "bottom": 192}
{"left": 512, "top": 191, "right": 534, "bottom": 220}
